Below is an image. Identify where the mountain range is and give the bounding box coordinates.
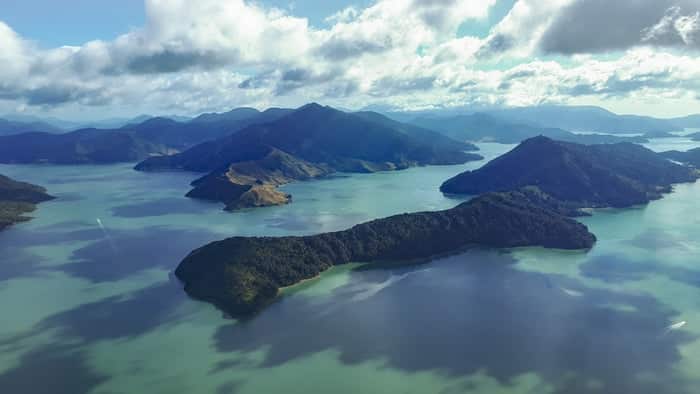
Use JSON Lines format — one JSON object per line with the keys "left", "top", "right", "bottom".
{"left": 137, "top": 103, "right": 482, "bottom": 210}
{"left": 0, "top": 107, "right": 294, "bottom": 164}
{"left": 410, "top": 112, "right": 650, "bottom": 144}
{"left": 383, "top": 105, "right": 698, "bottom": 134}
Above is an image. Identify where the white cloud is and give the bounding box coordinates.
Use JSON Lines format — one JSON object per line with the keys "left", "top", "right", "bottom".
{"left": 0, "top": 0, "right": 699, "bottom": 118}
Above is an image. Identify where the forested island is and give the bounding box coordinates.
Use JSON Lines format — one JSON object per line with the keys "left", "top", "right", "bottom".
{"left": 0, "top": 174, "right": 54, "bottom": 230}
{"left": 176, "top": 188, "right": 596, "bottom": 317}
{"left": 441, "top": 136, "right": 698, "bottom": 208}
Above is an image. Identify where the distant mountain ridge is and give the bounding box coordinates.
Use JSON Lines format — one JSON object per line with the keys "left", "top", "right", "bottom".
{"left": 0, "top": 107, "right": 294, "bottom": 164}
{"left": 384, "top": 105, "right": 699, "bottom": 135}
{"left": 483, "top": 105, "right": 678, "bottom": 133}
{"left": 411, "top": 112, "right": 649, "bottom": 144}
{"left": 0, "top": 118, "right": 64, "bottom": 136}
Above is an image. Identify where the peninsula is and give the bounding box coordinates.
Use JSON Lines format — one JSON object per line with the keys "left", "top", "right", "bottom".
{"left": 175, "top": 189, "right": 596, "bottom": 317}
{"left": 0, "top": 174, "right": 54, "bottom": 230}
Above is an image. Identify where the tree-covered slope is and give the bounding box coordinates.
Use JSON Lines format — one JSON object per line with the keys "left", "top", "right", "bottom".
{"left": 136, "top": 103, "right": 482, "bottom": 173}
{"left": 175, "top": 189, "right": 596, "bottom": 317}
{"left": 662, "top": 148, "right": 700, "bottom": 168}
{"left": 441, "top": 136, "right": 697, "bottom": 208}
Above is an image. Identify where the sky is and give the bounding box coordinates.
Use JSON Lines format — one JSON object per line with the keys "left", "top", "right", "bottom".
{"left": 0, "top": 0, "right": 699, "bottom": 121}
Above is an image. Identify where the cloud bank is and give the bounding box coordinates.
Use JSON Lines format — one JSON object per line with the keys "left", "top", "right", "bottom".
{"left": 0, "top": 0, "right": 699, "bottom": 117}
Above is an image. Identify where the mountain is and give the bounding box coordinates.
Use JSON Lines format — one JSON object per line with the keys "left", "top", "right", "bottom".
{"left": 137, "top": 103, "right": 481, "bottom": 172}
{"left": 411, "top": 113, "right": 648, "bottom": 144}
{"left": 0, "top": 118, "right": 64, "bottom": 136}
{"left": 190, "top": 107, "right": 263, "bottom": 124}
{"left": 484, "top": 105, "right": 678, "bottom": 134}
{"left": 671, "top": 115, "right": 700, "bottom": 129}
{"left": 2, "top": 114, "right": 78, "bottom": 131}
{"left": 175, "top": 188, "right": 596, "bottom": 317}
{"left": 661, "top": 148, "right": 700, "bottom": 168}
{"left": 0, "top": 107, "right": 294, "bottom": 164}
{"left": 0, "top": 174, "right": 54, "bottom": 230}
{"left": 643, "top": 130, "right": 678, "bottom": 139}
{"left": 441, "top": 136, "right": 698, "bottom": 208}
{"left": 353, "top": 111, "right": 479, "bottom": 151}
{"left": 0, "top": 129, "right": 170, "bottom": 164}
{"left": 136, "top": 104, "right": 482, "bottom": 210}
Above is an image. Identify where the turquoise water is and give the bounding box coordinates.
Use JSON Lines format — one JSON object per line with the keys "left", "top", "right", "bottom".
{"left": 1, "top": 140, "right": 699, "bottom": 394}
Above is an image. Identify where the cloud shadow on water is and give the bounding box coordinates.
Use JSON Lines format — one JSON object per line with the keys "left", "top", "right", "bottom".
{"left": 59, "top": 226, "right": 219, "bottom": 282}
{"left": 580, "top": 254, "right": 700, "bottom": 287}
{"left": 0, "top": 344, "right": 108, "bottom": 394}
{"left": 0, "top": 277, "right": 193, "bottom": 393}
{"left": 213, "top": 250, "right": 695, "bottom": 394}
{"left": 111, "top": 197, "right": 215, "bottom": 218}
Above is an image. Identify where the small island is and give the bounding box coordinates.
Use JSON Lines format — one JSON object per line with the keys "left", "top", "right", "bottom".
{"left": 175, "top": 188, "right": 596, "bottom": 317}
{"left": 186, "top": 148, "right": 333, "bottom": 210}
{"left": 0, "top": 174, "right": 54, "bottom": 230}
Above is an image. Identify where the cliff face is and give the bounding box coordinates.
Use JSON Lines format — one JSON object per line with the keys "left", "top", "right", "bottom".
{"left": 441, "top": 136, "right": 698, "bottom": 208}
{"left": 0, "top": 174, "right": 54, "bottom": 230}
{"left": 175, "top": 189, "right": 596, "bottom": 317}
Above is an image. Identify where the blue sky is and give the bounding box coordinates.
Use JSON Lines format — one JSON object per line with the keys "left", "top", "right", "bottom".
{"left": 1, "top": 0, "right": 145, "bottom": 47}
{"left": 2, "top": 0, "right": 369, "bottom": 46}
{"left": 0, "top": 0, "right": 698, "bottom": 121}
{"left": 1, "top": 0, "right": 516, "bottom": 45}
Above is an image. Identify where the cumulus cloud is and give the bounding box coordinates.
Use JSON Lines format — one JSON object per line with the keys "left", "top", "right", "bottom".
{"left": 481, "top": 0, "right": 700, "bottom": 57}
{"left": 0, "top": 0, "right": 699, "bottom": 117}
{"left": 642, "top": 6, "right": 700, "bottom": 48}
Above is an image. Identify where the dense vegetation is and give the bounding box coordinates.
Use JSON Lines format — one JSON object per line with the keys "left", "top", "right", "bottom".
{"left": 175, "top": 189, "right": 596, "bottom": 317}
{"left": 662, "top": 148, "right": 700, "bottom": 168}
{"left": 0, "top": 174, "right": 54, "bottom": 230}
{"left": 441, "top": 136, "right": 698, "bottom": 208}
{"left": 411, "top": 113, "right": 648, "bottom": 144}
